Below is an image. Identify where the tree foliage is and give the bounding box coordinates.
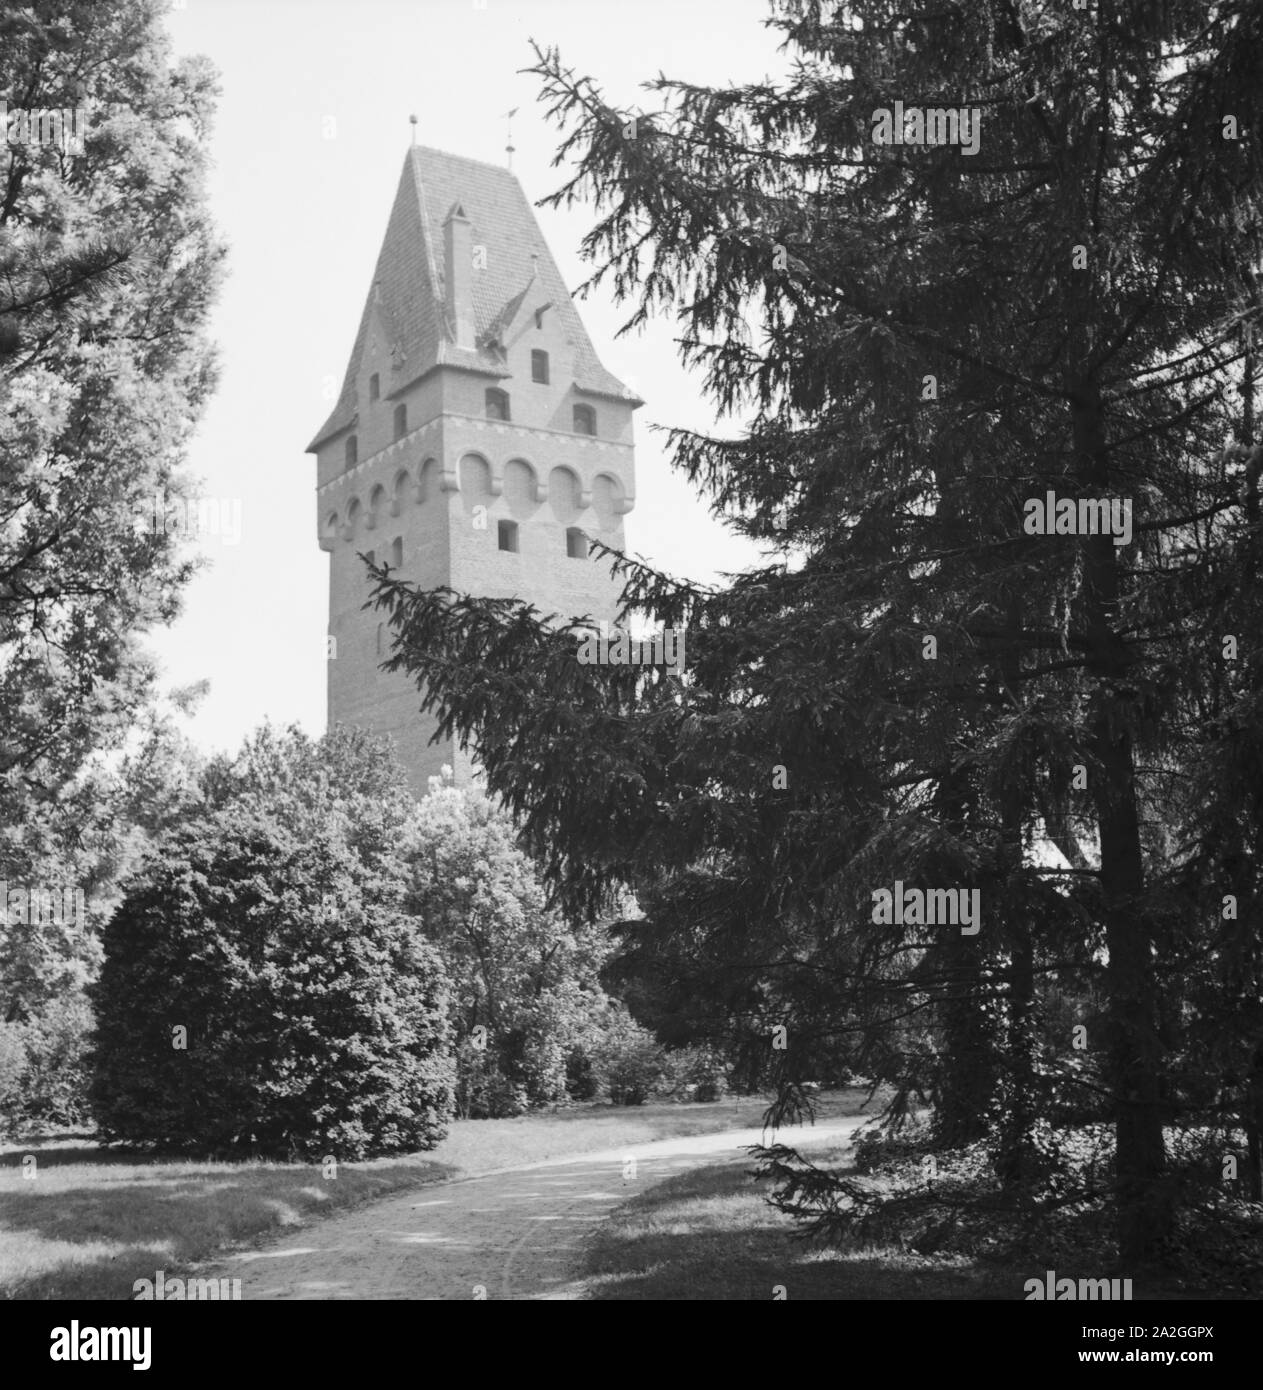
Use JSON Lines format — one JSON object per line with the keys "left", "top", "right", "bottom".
{"left": 373, "top": 0, "right": 1263, "bottom": 1269}
{"left": 403, "top": 778, "right": 623, "bottom": 1116}
{"left": 0, "top": 0, "right": 223, "bottom": 1030}
{"left": 90, "top": 728, "right": 454, "bottom": 1158}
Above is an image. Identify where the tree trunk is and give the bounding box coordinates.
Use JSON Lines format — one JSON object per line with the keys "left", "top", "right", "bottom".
{"left": 995, "top": 593, "right": 1037, "bottom": 1188}
{"left": 1072, "top": 382, "right": 1170, "bottom": 1265}
{"left": 933, "top": 929, "right": 997, "bottom": 1148}
{"left": 929, "top": 773, "right": 996, "bottom": 1148}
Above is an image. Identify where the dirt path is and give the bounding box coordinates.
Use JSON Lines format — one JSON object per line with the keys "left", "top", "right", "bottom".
{"left": 210, "top": 1116, "right": 867, "bottom": 1300}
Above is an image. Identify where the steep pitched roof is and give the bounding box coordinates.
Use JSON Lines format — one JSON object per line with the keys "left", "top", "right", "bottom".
{"left": 308, "top": 146, "right": 640, "bottom": 452}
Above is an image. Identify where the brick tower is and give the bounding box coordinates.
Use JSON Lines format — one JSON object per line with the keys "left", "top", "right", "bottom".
{"left": 307, "top": 146, "right": 639, "bottom": 791}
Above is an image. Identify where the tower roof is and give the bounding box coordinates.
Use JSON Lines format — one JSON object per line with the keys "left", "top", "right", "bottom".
{"left": 308, "top": 146, "right": 640, "bottom": 452}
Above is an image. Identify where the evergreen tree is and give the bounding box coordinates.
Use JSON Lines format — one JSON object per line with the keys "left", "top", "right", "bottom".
{"left": 375, "top": 0, "right": 1263, "bottom": 1266}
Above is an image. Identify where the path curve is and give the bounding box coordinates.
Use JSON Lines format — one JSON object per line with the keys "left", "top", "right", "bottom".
{"left": 210, "top": 1117, "right": 866, "bottom": 1300}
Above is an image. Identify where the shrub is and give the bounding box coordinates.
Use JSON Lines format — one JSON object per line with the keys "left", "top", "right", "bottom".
{"left": 594, "top": 1009, "right": 668, "bottom": 1105}
{"left": 403, "top": 785, "right": 618, "bottom": 1117}
{"left": 564, "top": 1044, "right": 601, "bottom": 1102}
{"left": 851, "top": 1115, "right": 934, "bottom": 1174}
{"left": 695, "top": 1077, "right": 723, "bottom": 1102}
{"left": 16, "top": 993, "right": 94, "bottom": 1129}
{"left": 0, "top": 995, "right": 95, "bottom": 1136}
{"left": 665, "top": 1044, "right": 729, "bottom": 1102}
{"left": 90, "top": 807, "right": 454, "bottom": 1159}
{"left": 454, "top": 1035, "right": 531, "bottom": 1119}
{"left": 0, "top": 1023, "right": 27, "bottom": 1136}
{"left": 473, "top": 1074, "right": 531, "bottom": 1120}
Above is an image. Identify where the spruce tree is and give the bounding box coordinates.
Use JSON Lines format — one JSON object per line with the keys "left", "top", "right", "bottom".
{"left": 376, "top": 0, "right": 1263, "bottom": 1266}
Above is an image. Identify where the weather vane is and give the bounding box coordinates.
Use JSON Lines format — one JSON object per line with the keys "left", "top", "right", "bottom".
{"left": 409, "top": 113, "right": 418, "bottom": 146}
{"left": 504, "top": 108, "right": 518, "bottom": 169}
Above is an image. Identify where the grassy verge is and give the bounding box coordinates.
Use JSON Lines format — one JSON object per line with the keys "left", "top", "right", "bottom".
{"left": 0, "top": 1090, "right": 869, "bottom": 1300}
{"left": 578, "top": 1131, "right": 1241, "bottom": 1300}
{"left": 578, "top": 1140, "right": 1026, "bottom": 1300}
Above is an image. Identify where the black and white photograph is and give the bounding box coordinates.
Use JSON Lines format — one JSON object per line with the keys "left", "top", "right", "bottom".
{"left": 1, "top": 0, "right": 1260, "bottom": 1356}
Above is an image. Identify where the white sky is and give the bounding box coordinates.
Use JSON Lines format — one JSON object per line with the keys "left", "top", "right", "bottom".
{"left": 152, "top": 0, "right": 786, "bottom": 757}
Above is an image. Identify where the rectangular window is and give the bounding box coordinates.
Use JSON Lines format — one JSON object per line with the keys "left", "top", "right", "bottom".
{"left": 390, "top": 536, "right": 403, "bottom": 569}
{"left": 369, "top": 373, "right": 380, "bottom": 402}
{"left": 566, "top": 527, "right": 589, "bottom": 559}
{"left": 394, "top": 403, "right": 407, "bottom": 439}
{"left": 497, "top": 520, "right": 519, "bottom": 553}
{"left": 531, "top": 349, "right": 549, "bottom": 384}
{"left": 345, "top": 434, "right": 358, "bottom": 466}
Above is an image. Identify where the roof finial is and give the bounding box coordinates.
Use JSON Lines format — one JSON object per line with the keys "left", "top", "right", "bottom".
{"left": 409, "top": 113, "right": 418, "bottom": 146}
{"left": 503, "top": 107, "right": 518, "bottom": 169}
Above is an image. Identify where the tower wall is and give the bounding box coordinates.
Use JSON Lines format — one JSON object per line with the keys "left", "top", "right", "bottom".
{"left": 317, "top": 406, "right": 632, "bottom": 792}
{"left": 309, "top": 147, "right": 638, "bottom": 795}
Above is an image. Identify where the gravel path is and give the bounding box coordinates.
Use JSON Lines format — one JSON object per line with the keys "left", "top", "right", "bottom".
{"left": 211, "top": 1117, "right": 867, "bottom": 1300}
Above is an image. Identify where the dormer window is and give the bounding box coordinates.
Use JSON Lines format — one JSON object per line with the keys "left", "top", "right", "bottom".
{"left": 369, "top": 373, "right": 380, "bottom": 402}
{"left": 345, "top": 434, "right": 358, "bottom": 466}
{"left": 486, "top": 388, "right": 510, "bottom": 422}
{"left": 573, "top": 404, "right": 596, "bottom": 436}
{"left": 394, "top": 403, "right": 407, "bottom": 439}
{"left": 531, "top": 350, "right": 549, "bottom": 385}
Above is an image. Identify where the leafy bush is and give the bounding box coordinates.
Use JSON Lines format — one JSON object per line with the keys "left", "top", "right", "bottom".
{"left": 664, "top": 1045, "right": 729, "bottom": 1102}
{"left": 472, "top": 1073, "right": 531, "bottom": 1120}
{"left": 16, "top": 994, "right": 94, "bottom": 1129}
{"left": 90, "top": 804, "right": 454, "bottom": 1158}
{"left": 564, "top": 1044, "right": 601, "bottom": 1102}
{"left": 594, "top": 1009, "right": 669, "bottom": 1105}
{"left": 454, "top": 1035, "right": 532, "bottom": 1119}
{"left": 851, "top": 1115, "right": 934, "bottom": 1174}
{"left": 0, "top": 1023, "right": 27, "bottom": 1136}
{"left": 403, "top": 783, "right": 618, "bottom": 1115}
{"left": 0, "top": 995, "right": 95, "bottom": 1135}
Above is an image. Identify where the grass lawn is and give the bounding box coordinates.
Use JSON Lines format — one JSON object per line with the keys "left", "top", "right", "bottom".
{"left": 577, "top": 1140, "right": 1025, "bottom": 1300}
{"left": 0, "top": 1089, "right": 870, "bottom": 1300}
{"left": 577, "top": 1132, "right": 1240, "bottom": 1301}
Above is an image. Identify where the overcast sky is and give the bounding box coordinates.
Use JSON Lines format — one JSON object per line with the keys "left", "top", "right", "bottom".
{"left": 152, "top": 0, "right": 788, "bottom": 757}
